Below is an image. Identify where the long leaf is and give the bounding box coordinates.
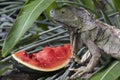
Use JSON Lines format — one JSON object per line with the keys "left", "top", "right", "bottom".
{"left": 2, "top": 0, "right": 55, "bottom": 57}
{"left": 89, "top": 61, "right": 120, "bottom": 80}
{"left": 112, "top": 0, "right": 120, "bottom": 13}
{"left": 80, "top": 0, "right": 94, "bottom": 10}
{"left": 0, "top": 62, "right": 12, "bottom": 77}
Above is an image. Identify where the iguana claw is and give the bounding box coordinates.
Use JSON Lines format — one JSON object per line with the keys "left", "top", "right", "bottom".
{"left": 70, "top": 66, "right": 91, "bottom": 79}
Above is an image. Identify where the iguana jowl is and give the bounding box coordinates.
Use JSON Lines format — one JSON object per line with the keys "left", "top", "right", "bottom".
{"left": 50, "top": 6, "right": 120, "bottom": 79}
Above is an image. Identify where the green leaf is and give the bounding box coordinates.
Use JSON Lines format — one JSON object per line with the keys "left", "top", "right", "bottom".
{"left": 80, "top": 0, "right": 95, "bottom": 10}
{"left": 116, "top": 15, "right": 120, "bottom": 29}
{"left": 89, "top": 61, "right": 120, "bottom": 80}
{"left": 112, "top": 0, "right": 120, "bottom": 13}
{"left": 0, "top": 62, "right": 12, "bottom": 77}
{"left": 2, "top": 0, "right": 55, "bottom": 57}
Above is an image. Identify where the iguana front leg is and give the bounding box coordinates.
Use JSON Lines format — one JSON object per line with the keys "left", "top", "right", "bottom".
{"left": 69, "top": 29, "right": 83, "bottom": 62}
{"left": 69, "top": 31, "right": 76, "bottom": 53}
{"left": 70, "top": 39, "right": 101, "bottom": 79}
{"left": 69, "top": 29, "right": 83, "bottom": 53}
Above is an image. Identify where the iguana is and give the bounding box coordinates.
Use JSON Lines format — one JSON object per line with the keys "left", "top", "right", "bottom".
{"left": 50, "top": 6, "right": 120, "bottom": 79}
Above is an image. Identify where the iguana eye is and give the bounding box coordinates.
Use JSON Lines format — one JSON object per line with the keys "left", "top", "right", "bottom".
{"left": 50, "top": 10, "right": 55, "bottom": 17}
{"left": 50, "top": 10, "right": 54, "bottom": 14}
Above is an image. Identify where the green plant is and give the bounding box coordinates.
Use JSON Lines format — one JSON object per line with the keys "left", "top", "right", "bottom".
{"left": 0, "top": 0, "right": 120, "bottom": 80}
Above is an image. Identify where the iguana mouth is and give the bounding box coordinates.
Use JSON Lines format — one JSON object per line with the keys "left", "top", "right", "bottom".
{"left": 53, "top": 18, "right": 80, "bottom": 31}
{"left": 53, "top": 19, "right": 69, "bottom": 26}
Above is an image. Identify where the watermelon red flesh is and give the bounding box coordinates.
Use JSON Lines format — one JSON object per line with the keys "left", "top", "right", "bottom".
{"left": 12, "top": 44, "right": 72, "bottom": 71}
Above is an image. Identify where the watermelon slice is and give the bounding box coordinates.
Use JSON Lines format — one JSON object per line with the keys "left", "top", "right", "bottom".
{"left": 12, "top": 44, "right": 72, "bottom": 72}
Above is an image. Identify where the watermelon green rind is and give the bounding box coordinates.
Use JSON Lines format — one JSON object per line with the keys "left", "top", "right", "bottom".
{"left": 12, "top": 58, "right": 64, "bottom": 76}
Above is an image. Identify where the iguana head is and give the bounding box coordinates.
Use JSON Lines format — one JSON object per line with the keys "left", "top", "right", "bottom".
{"left": 50, "top": 6, "right": 96, "bottom": 31}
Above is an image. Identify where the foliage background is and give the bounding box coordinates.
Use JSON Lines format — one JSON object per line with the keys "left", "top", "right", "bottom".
{"left": 0, "top": 0, "right": 120, "bottom": 80}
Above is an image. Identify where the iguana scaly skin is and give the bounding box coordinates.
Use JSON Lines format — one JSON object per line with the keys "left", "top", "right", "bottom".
{"left": 50, "top": 6, "right": 120, "bottom": 79}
